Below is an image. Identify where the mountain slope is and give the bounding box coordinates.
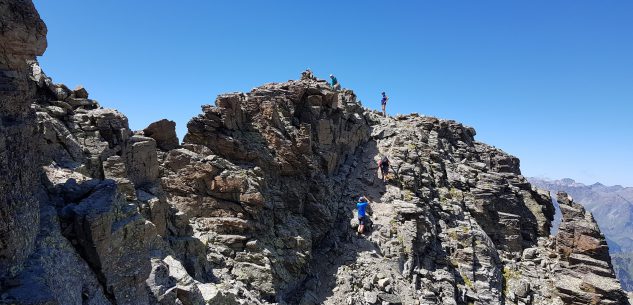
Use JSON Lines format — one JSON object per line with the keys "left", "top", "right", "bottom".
{"left": 1, "top": 1, "right": 631, "bottom": 304}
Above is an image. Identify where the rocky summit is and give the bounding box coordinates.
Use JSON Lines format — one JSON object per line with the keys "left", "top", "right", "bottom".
{"left": 1, "top": 1, "right": 632, "bottom": 305}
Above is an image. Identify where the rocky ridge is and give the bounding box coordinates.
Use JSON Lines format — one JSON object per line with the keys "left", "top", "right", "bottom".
{"left": 1, "top": 1, "right": 632, "bottom": 304}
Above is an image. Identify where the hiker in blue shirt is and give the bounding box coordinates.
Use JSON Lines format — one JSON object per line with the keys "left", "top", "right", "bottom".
{"left": 381, "top": 92, "right": 389, "bottom": 117}
{"left": 330, "top": 74, "right": 341, "bottom": 91}
{"left": 356, "top": 196, "right": 369, "bottom": 235}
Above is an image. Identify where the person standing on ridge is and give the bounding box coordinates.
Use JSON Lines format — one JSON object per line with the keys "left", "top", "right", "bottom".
{"left": 381, "top": 91, "right": 389, "bottom": 117}
{"left": 330, "top": 74, "right": 340, "bottom": 91}
{"left": 378, "top": 155, "right": 390, "bottom": 182}
{"left": 356, "top": 196, "right": 369, "bottom": 235}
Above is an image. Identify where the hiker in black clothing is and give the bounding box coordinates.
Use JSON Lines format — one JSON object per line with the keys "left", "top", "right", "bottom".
{"left": 378, "top": 155, "right": 390, "bottom": 182}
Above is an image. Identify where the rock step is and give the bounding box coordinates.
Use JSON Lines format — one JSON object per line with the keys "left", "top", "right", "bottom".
{"left": 572, "top": 264, "right": 614, "bottom": 278}
{"left": 568, "top": 253, "right": 610, "bottom": 269}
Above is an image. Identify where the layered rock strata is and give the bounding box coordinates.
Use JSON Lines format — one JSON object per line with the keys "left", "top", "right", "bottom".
{"left": 553, "top": 192, "right": 629, "bottom": 304}
{"left": 0, "top": 0, "right": 47, "bottom": 282}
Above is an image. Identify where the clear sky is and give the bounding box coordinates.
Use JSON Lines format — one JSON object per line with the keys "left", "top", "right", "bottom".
{"left": 33, "top": 1, "right": 633, "bottom": 186}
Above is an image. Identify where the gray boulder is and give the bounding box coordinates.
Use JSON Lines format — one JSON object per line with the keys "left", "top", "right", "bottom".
{"left": 143, "top": 119, "right": 179, "bottom": 150}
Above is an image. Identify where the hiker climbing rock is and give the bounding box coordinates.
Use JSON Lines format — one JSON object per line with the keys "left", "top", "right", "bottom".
{"left": 356, "top": 196, "right": 369, "bottom": 235}
{"left": 301, "top": 68, "right": 316, "bottom": 80}
{"left": 381, "top": 91, "right": 389, "bottom": 117}
{"left": 330, "top": 74, "right": 341, "bottom": 91}
{"left": 378, "top": 155, "right": 390, "bottom": 182}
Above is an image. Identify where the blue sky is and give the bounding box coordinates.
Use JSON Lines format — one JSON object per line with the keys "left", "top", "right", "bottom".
{"left": 33, "top": 1, "right": 633, "bottom": 186}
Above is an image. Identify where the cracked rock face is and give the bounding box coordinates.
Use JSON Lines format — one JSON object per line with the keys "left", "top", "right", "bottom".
{"left": 1, "top": 1, "right": 632, "bottom": 305}
{"left": 0, "top": 0, "right": 47, "bottom": 282}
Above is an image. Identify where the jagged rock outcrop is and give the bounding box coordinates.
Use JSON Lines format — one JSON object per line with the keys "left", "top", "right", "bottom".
{"left": 553, "top": 192, "right": 629, "bottom": 304}
{"left": 1, "top": 1, "right": 631, "bottom": 304}
{"left": 500, "top": 192, "right": 631, "bottom": 305}
{"left": 528, "top": 177, "right": 633, "bottom": 292}
{"left": 165, "top": 79, "right": 370, "bottom": 301}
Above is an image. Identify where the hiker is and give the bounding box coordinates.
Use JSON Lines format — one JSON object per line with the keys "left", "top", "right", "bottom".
{"left": 356, "top": 196, "right": 369, "bottom": 235}
{"left": 381, "top": 92, "right": 389, "bottom": 117}
{"left": 378, "top": 155, "right": 390, "bottom": 182}
{"left": 301, "top": 68, "right": 316, "bottom": 81}
{"left": 330, "top": 74, "right": 341, "bottom": 91}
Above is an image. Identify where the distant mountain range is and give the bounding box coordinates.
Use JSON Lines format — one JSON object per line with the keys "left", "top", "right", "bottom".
{"left": 528, "top": 177, "right": 633, "bottom": 291}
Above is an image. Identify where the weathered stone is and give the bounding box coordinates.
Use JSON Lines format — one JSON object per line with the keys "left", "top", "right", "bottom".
{"left": 378, "top": 277, "right": 391, "bottom": 289}
{"left": 146, "top": 258, "right": 178, "bottom": 304}
{"left": 124, "top": 135, "right": 159, "bottom": 186}
{"left": 198, "top": 283, "right": 239, "bottom": 305}
{"left": 45, "top": 105, "right": 66, "bottom": 117}
{"left": 556, "top": 192, "right": 611, "bottom": 262}
{"left": 522, "top": 247, "right": 539, "bottom": 260}
{"left": 61, "top": 180, "right": 154, "bottom": 304}
{"left": 73, "top": 85, "right": 88, "bottom": 98}
{"left": 143, "top": 119, "right": 179, "bottom": 150}
{"left": 364, "top": 291, "right": 379, "bottom": 304}
{"left": 552, "top": 192, "right": 629, "bottom": 304}
{"left": 67, "top": 97, "right": 98, "bottom": 109}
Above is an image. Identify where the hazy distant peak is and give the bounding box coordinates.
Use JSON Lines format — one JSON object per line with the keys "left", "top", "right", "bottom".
{"left": 529, "top": 177, "right": 631, "bottom": 190}
{"left": 560, "top": 178, "right": 577, "bottom": 185}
